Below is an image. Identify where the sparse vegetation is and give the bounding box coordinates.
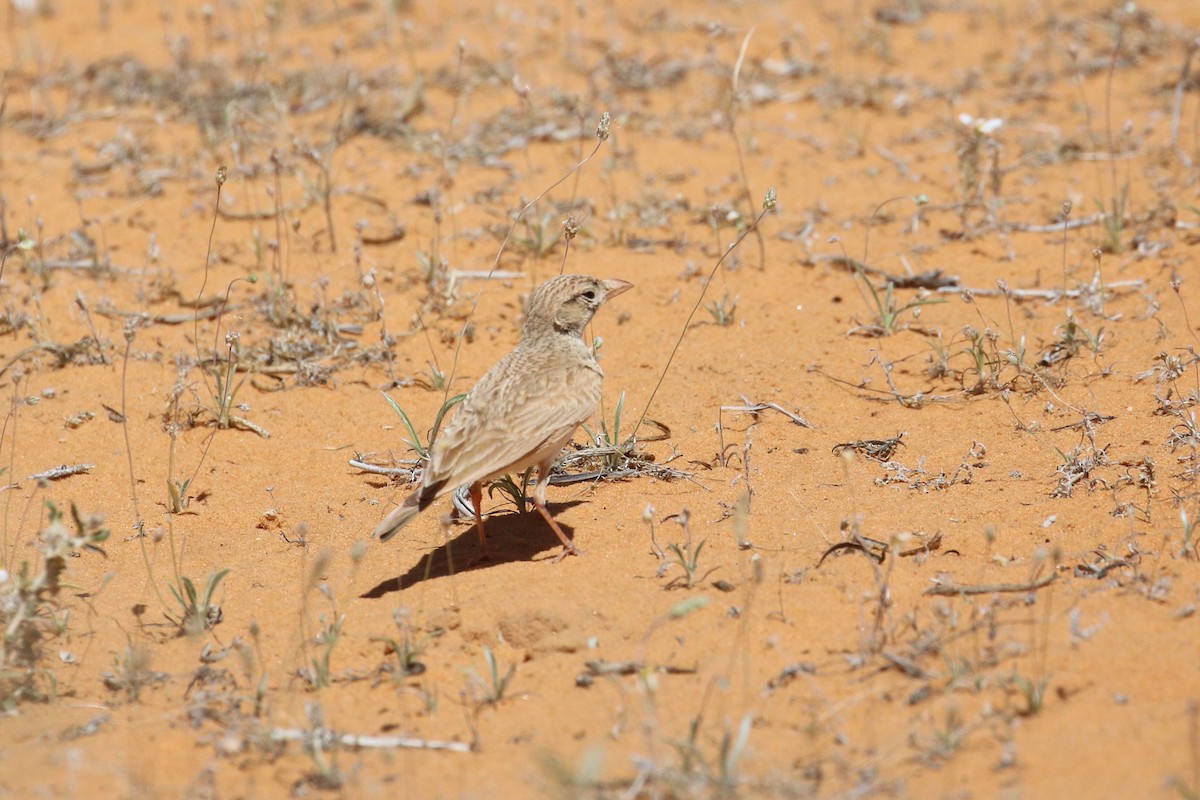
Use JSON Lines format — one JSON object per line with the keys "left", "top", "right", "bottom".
{"left": 464, "top": 644, "right": 516, "bottom": 709}
{"left": 167, "top": 568, "right": 231, "bottom": 636}
{"left": 1, "top": 502, "right": 108, "bottom": 710}
{"left": 0, "top": 1, "right": 1197, "bottom": 797}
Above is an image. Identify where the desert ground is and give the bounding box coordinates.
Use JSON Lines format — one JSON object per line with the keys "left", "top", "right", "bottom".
{"left": 2, "top": 0, "right": 1200, "bottom": 797}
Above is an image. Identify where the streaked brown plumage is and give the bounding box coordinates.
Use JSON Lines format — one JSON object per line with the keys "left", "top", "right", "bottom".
{"left": 371, "top": 274, "right": 632, "bottom": 561}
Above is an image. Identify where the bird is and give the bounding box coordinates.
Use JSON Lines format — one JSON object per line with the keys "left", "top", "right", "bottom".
{"left": 371, "top": 274, "right": 632, "bottom": 562}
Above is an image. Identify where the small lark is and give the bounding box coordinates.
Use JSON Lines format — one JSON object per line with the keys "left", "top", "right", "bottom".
{"left": 372, "top": 274, "right": 632, "bottom": 561}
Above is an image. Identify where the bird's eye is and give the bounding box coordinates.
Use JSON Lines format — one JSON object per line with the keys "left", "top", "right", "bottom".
{"left": 581, "top": 289, "right": 597, "bottom": 302}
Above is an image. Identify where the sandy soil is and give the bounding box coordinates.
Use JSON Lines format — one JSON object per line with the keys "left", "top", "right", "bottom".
{"left": 2, "top": 0, "right": 1200, "bottom": 797}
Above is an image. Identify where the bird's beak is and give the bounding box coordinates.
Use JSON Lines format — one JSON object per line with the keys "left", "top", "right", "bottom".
{"left": 602, "top": 278, "right": 633, "bottom": 299}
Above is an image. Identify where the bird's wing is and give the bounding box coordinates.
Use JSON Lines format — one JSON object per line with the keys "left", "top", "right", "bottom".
{"left": 421, "top": 350, "right": 602, "bottom": 495}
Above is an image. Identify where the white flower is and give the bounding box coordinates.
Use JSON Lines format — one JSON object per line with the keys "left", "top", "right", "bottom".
{"left": 979, "top": 118, "right": 1004, "bottom": 135}
{"left": 959, "top": 113, "right": 1004, "bottom": 136}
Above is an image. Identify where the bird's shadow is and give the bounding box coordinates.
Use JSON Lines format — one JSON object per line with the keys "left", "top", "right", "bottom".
{"left": 360, "top": 500, "right": 585, "bottom": 599}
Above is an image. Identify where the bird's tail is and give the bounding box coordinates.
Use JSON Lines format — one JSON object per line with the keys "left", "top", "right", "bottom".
{"left": 372, "top": 490, "right": 422, "bottom": 542}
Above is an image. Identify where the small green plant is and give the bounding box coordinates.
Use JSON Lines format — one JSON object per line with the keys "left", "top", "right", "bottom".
{"left": 1, "top": 501, "right": 109, "bottom": 710}
{"left": 660, "top": 510, "right": 713, "bottom": 590}
{"left": 1038, "top": 311, "right": 1105, "bottom": 367}
{"left": 191, "top": 171, "right": 263, "bottom": 434}
{"left": 843, "top": 193, "right": 942, "bottom": 336}
{"left": 489, "top": 467, "right": 535, "bottom": 513}
{"left": 594, "top": 390, "right": 627, "bottom": 452}
{"left": 417, "top": 360, "right": 449, "bottom": 392}
{"left": 167, "top": 568, "right": 231, "bottom": 636}
{"left": 665, "top": 539, "right": 707, "bottom": 590}
{"left": 465, "top": 644, "right": 516, "bottom": 707}
{"left": 931, "top": 704, "right": 966, "bottom": 757}
{"left": 166, "top": 478, "right": 191, "bottom": 514}
{"left": 580, "top": 391, "right": 639, "bottom": 471}
{"left": 383, "top": 391, "right": 465, "bottom": 460}
{"left": 300, "top": 612, "right": 345, "bottom": 690}
{"left": 375, "top": 607, "right": 435, "bottom": 678}
{"left": 205, "top": 330, "right": 268, "bottom": 437}
{"left": 705, "top": 292, "right": 739, "bottom": 326}
{"left": 1012, "top": 670, "right": 1048, "bottom": 716}
{"left": 851, "top": 269, "right": 945, "bottom": 336}
{"left": 961, "top": 325, "right": 1001, "bottom": 391}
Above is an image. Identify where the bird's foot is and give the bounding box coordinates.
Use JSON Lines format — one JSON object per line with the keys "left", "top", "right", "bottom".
{"left": 551, "top": 544, "right": 585, "bottom": 563}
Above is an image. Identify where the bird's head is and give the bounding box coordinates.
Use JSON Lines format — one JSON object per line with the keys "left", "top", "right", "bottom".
{"left": 524, "top": 274, "right": 632, "bottom": 338}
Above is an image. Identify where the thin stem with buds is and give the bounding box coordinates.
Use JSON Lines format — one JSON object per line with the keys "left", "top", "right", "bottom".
{"left": 632, "top": 189, "right": 777, "bottom": 439}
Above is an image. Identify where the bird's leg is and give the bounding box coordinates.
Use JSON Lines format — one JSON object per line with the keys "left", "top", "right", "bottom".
{"left": 533, "top": 465, "right": 583, "bottom": 561}
{"left": 535, "top": 502, "right": 584, "bottom": 562}
{"left": 469, "top": 481, "right": 490, "bottom": 561}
